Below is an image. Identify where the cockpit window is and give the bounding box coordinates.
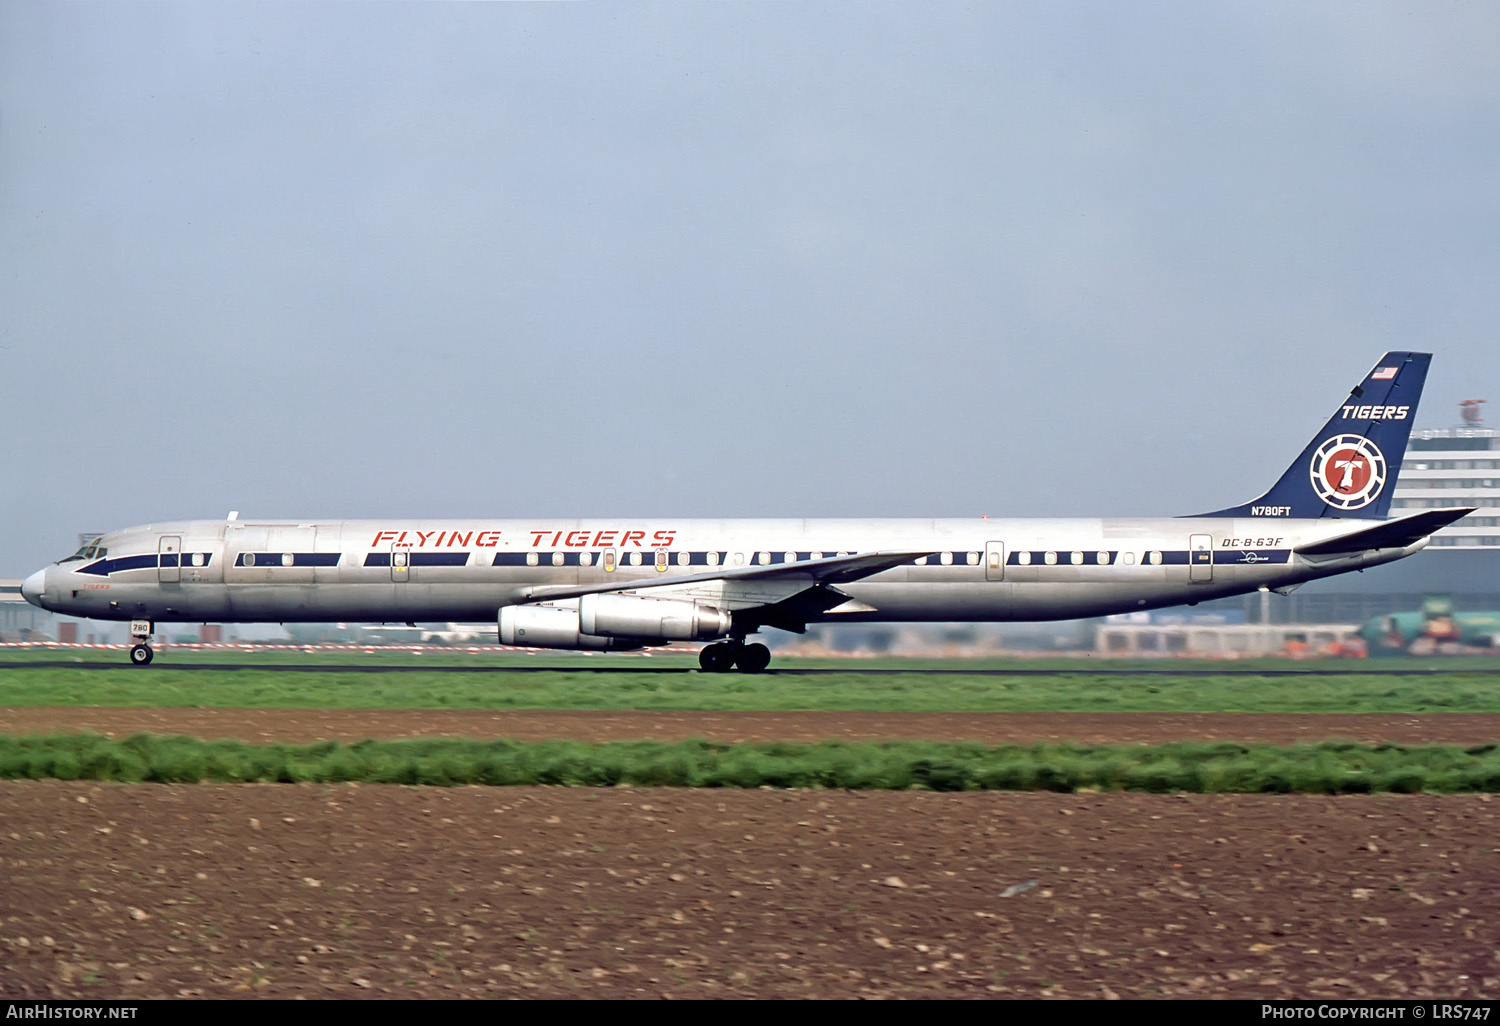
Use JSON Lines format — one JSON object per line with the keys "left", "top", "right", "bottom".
{"left": 58, "top": 542, "right": 107, "bottom": 563}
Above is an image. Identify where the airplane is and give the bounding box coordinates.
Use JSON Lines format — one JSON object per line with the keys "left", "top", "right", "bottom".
{"left": 21, "top": 351, "right": 1473, "bottom": 671}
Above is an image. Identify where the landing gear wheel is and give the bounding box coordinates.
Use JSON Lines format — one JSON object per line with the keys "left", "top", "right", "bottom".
{"left": 736, "top": 642, "right": 771, "bottom": 673}
{"left": 698, "top": 642, "right": 736, "bottom": 673}
{"left": 129, "top": 644, "right": 154, "bottom": 666}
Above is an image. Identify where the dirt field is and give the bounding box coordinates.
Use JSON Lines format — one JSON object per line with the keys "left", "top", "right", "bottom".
{"left": 3, "top": 708, "right": 1498, "bottom": 999}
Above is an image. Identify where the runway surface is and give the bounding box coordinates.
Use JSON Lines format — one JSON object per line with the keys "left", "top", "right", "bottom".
{"left": 8, "top": 660, "right": 1500, "bottom": 675}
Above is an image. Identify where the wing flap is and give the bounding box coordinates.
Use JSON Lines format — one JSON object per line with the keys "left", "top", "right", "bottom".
{"left": 516, "top": 550, "right": 933, "bottom": 607}
{"left": 1294, "top": 507, "right": 1475, "bottom": 558}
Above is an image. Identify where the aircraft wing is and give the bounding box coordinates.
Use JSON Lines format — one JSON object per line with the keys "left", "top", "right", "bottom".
{"left": 515, "top": 549, "right": 934, "bottom": 613}
{"left": 1294, "top": 507, "right": 1476, "bottom": 558}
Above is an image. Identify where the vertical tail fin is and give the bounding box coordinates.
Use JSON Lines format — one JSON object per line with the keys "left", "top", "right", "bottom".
{"left": 1193, "top": 352, "right": 1431, "bottom": 520}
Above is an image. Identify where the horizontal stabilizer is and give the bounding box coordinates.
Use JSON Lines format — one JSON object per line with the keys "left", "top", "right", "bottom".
{"left": 1294, "top": 507, "right": 1475, "bottom": 558}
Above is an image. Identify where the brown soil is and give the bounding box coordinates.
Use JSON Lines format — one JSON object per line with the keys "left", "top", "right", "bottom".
{"left": 2, "top": 708, "right": 1498, "bottom": 1000}
{"left": 6, "top": 707, "right": 1500, "bottom": 746}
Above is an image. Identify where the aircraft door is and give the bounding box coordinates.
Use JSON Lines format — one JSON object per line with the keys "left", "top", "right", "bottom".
{"left": 1189, "top": 534, "right": 1213, "bottom": 582}
{"left": 180, "top": 529, "right": 224, "bottom": 585}
{"left": 224, "top": 526, "right": 269, "bottom": 583}
{"left": 266, "top": 526, "right": 317, "bottom": 584}
{"left": 391, "top": 544, "right": 410, "bottom": 583}
{"left": 984, "top": 541, "right": 1005, "bottom": 581}
{"left": 158, "top": 536, "right": 182, "bottom": 584}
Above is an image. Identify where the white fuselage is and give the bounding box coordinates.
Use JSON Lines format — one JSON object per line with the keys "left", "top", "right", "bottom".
{"left": 26, "top": 515, "right": 1421, "bottom": 629}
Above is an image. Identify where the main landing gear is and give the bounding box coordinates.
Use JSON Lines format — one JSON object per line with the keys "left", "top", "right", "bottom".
{"left": 698, "top": 640, "right": 771, "bottom": 674}
{"left": 128, "top": 619, "right": 154, "bottom": 666}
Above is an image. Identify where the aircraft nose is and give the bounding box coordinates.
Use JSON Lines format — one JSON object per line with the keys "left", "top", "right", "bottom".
{"left": 21, "top": 568, "right": 48, "bottom": 608}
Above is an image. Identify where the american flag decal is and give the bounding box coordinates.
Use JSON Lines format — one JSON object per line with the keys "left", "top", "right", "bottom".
{"left": 1371, "top": 366, "right": 1397, "bottom": 380}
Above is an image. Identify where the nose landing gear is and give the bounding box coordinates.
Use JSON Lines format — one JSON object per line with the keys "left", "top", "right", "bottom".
{"left": 697, "top": 640, "right": 772, "bottom": 673}
{"left": 128, "top": 619, "right": 154, "bottom": 666}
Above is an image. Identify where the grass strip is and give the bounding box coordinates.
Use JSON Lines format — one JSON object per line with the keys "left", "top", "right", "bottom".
{"left": 3, "top": 734, "right": 1500, "bottom": 792}
{"left": 6, "top": 650, "right": 1500, "bottom": 672}
{"left": 4, "top": 666, "right": 1500, "bottom": 712}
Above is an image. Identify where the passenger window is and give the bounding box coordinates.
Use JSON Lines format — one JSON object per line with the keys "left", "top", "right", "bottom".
{"left": 1149, "top": 551, "right": 1163, "bottom": 565}
{"left": 1070, "top": 551, "right": 1083, "bottom": 565}
{"left": 551, "top": 551, "right": 564, "bottom": 567}
{"left": 677, "top": 551, "right": 689, "bottom": 566}
{"left": 579, "top": 551, "right": 592, "bottom": 567}
{"left": 733, "top": 552, "right": 745, "bottom": 566}
{"left": 1017, "top": 551, "right": 1031, "bottom": 566}
{"left": 915, "top": 556, "right": 927, "bottom": 566}
{"left": 1044, "top": 551, "right": 1057, "bottom": 565}
{"left": 1097, "top": 551, "right": 1109, "bottom": 565}
{"left": 282, "top": 553, "right": 294, "bottom": 567}
{"left": 243, "top": 553, "right": 256, "bottom": 567}
{"left": 940, "top": 551, "right": 953, "bottom": 565}
{"left": 784, "top": 552, "right": 795, "bottom": 564}
{"left": 192, "top": 553, "right": 205, "bottom": 567}
{"left": 967, "top": 551, "right": 979, "bottom": 566}
{"left": 628, "top": 551, "right": 642, "bottom": 566}
{"left": 525, "top": 552, "right": 539, "bottom": 567}
{"left": 707, "top": 551, "right": 720, "bottom": 566}
{"left": 811, "top": 551, "right": 824, "bottom": 560}
{"left": 758, "top": 551, "right": 771, "bottom": 565}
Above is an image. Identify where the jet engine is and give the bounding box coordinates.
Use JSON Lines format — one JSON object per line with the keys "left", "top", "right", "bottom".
{"left": 498, "top": 603, "right": 636, "bottom": 650}
{"left": 579, "top": 593, "right": 732, "bottom": 640}
{"left": 497, "top": 594, "right": 733, "bottom": 651}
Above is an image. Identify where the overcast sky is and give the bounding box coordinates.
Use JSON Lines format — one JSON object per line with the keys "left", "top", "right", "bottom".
{"left": 3, "top": 1, "right": 1498, "bottom": 576}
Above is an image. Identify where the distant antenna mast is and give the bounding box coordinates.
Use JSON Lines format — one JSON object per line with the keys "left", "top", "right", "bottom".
{"left": 1459, "top": 399, "right": 1485, "bottom": 425}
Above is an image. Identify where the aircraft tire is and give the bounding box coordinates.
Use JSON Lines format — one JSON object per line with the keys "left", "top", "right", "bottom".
{"left": 736, "top": 642, "right": 771, "bottom": 673}
{"left": 698, "top": 643, "right": 735, "bottom": 673}
{"left": 129, "top": 644, "right": 154, "bottom": 666}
